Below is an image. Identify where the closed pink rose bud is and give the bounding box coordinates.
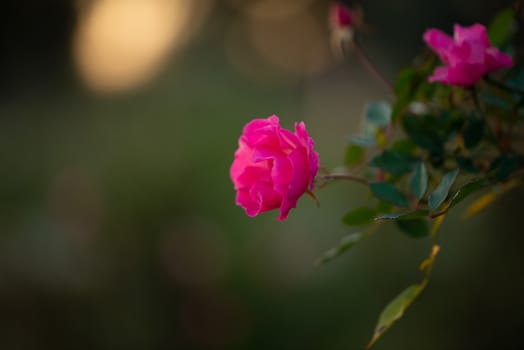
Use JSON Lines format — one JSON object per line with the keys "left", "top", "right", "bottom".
{"left": 230, "top": 115, "right": 319, "bottom": 220}
{"left": 330, "top": 2, "right": 353, "bottom": 29}
{"left": 423, "top": 23, "right": 513, "bottom": 87}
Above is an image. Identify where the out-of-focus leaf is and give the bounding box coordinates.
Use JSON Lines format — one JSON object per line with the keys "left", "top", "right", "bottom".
{"left": 376, "top": 201, "right": 394, "bottom": 213}
{"left": 489, "top": 154, "right": 522, "bottom": 181}
{"left": 367, "top": 285, "right": 422, "bottom": 348}
{"left": 375, "top": 210, "right": 429, "bottom": 221}
{"left": 463, "top": 191, "right": 498, "bottom": 219}
{"left": 480, "top": 91, "right": 512, "bottom": 111}
{"left": 343, "top": 207, "right": 378, "bottom": 226}
{"left": 456, "top": 156, "right": 480, "bottom": 173}
{"left": 391, "top": 139, "right": 416, "bottom": 155}
{"left": 449, "top": 177, "right": 489, "bottom": 208}
{"left": 488, "top": 7, "right": 515, "bottom": 48}
{"left": 366, "top": 101, "right": 392, "bottom": 127}
{"left": 410, "top": 162, "right": 428, "bottom": 200}
{"left": 345, "top": 144, "right": 365, "bottom": 167}
{"left": 463, "top": 180, "right": 518, "bottom": 218}
{"left": 370, "top": 182, "right": 409, "bottom": 207}
{"left": 392, "top": 62, "right": 435, "bottom": 122}
{"left": 463, "top": 117, "right": 484, "bottom": 149}
{"left": 392, "top": 68, "right": 418, "bottom": 122}
{"left": 395, "top": 68, "right": 417, "bottom": 97}
{"left": 396, "top": 218, "right": 430, "bottom": 238}
{"left": 428, "top": 169, "right": 459, "bottom": 210}
{"left": 316, "top": 233, "right": 363, "bottom": 265}
{"left": 402, "top": 115, "right": 444, "bottom": 153}
{"left": 349, "top": 136, "right": 377, "bottom": 147}
{"left": 370, "top": 151, "right": 418, "bottom": 175}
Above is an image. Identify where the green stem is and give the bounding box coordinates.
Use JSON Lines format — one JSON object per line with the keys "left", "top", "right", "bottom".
{"left": 318, "top": 173, "right": 369, "bottom": 186}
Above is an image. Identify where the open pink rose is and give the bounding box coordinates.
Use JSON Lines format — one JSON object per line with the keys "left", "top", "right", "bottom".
{"left": 230, "top": 115, "right": 319, "bottom": 220}
{"left": 423, "top": 23, "right": 513, "bottom": 86}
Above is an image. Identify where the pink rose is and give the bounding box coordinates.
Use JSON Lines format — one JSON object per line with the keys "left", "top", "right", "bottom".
{"left": 423, "top": 23, "right": 513, "bottom": 86}
{"left": 230, "top": 115, "right": 319, "bottom": 220}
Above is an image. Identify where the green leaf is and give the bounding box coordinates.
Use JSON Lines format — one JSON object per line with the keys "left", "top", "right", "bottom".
{"left": 370, "top": 151, "right": 418, "bottom": 175}
{"left": 375, "top": 210, "right": 429, "bottom": 221}
{"left": 396, "top": 218, "right": 430, "bottom": 238}
{"left": 488, "top": 7, "right": 515, "bottom": 48}
{"left": 394, "top": 68, "right": 417, "bottom": 97}
{"left": 428, "top": 169, "right": 459, "bottom": 210}
{"left": 456, "top": 156, "right": 480, "bottom": 173}
{"left": 348, "top": 136, "right": 376, "bottom": 147}
{"left": 345, "top": 144, "right": 365, "bottom": 167}
{"left": 390, "top": 139, "right": 416, "bottom": 155}
{"left": 392, "top": 67, "right": 424, "bottom": 122}
{"left": 449, "top": 178, "right": 489, "bottom": 209}
{"left": 366, "top": 101, "right": 392, "bottom": 127}
{"left": 376, "top": 201, "right": 394, "bottom": 214}
{"left": 480, "top": 91, "right": 513, "bottom": 111}
{"left": 463, "top": 117, "right": 484, "bottom": 149}
{"left": 368, "top": 285, "right": 422, "bottom": 348}
{"left": 343, "top": 207, "right": 378, "bottom": 226}
{"left": 316, "top": 233, "right": 363, "bottom": 265}
{"left": 370, "top": 182, "right": 409, "bottom": 207}
{"left": 410, "top": 162, "right": 428, "bottom": 200}
{"left": 489, "top": 154, "right": 522, "bottom": 181}
{"left": 402, "top": 115, "right": 444, "bottom": 153}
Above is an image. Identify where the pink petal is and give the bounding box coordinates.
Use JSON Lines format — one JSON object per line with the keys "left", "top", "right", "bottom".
{"left": 453, "top": 23, "right": 490, "bottom": 48}
{"left": 241, "top": 115, "right": 280, "bottom": 147}
{"left": 271, "top": 155, "right": 293, "bottom": 196}
{"left": 236, "top": 189, "right": 261, "bottom": 217}
{"left": 423, "top": 29, "right": 454, "bottom": 63}
{"left": 230, "top": 142, "right": 253, "bottom": 186}
{"left": 278, "top": 148, "right": 309, "bottom": 220}
{"left": 446, "top": 41, "right": 487, "bottom": 65}
{"left": 446, "top": 62, "right": 485, "bottom": 86}
{"left": 294, "top": 122, "right": 319, "bottom": 189}
{"left": 249, "top": 181, "right": 281, "bottom": 213}
{"left": 428, "top": 66, "right": 450, "bottom": 84}
{"left": 485, "top": 48, "right": 513, "bottom": 72}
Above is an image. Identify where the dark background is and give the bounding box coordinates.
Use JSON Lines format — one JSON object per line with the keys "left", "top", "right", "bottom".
{"left": 0, "top": 1, "right": 523, "bottom": 349}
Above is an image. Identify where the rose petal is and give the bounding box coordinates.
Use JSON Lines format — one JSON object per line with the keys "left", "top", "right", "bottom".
{"left": 485, "top": 47, "right": 513, "bottom": 72}
{"left": 423, "top": 29, "right": 454, "bottom": 63}
{"left": 453, "top": 23, "right": 490, "bottom": 48}
{"left": 279, "top": 148, "right": 309, "bottom": 220}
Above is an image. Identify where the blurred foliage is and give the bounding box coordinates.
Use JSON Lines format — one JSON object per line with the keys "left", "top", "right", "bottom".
{"left": 318, "top": 2, "right": 524, "bottom": 347}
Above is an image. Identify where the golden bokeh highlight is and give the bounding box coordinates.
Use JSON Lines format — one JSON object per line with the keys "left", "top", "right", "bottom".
{"left": 73, "top": 0, "right": 212, "bottom": 93}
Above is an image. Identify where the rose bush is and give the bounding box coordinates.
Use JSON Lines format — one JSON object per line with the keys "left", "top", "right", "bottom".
{"left": 423, "top": 23, "right": 513, "bottom": 86}
{"left": 230, "top": 115, "right": 319, "bottom": 220}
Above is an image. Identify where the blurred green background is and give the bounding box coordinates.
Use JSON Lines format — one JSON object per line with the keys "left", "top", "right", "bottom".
{"left": 1, "top": 0, "right": 523, "bottom": 349}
